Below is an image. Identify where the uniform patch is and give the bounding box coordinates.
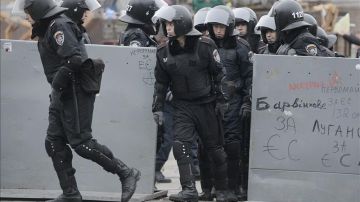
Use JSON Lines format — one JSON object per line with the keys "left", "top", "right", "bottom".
{"left": 305, "top": 44, "right": 318, "bottom": 56}
{"left": 129, "top": 40, "right": 142, "bottom": 47}
{"left": 213, "top": 49, "right": 221, "bottom": 63}
{"left": 54, "top": 31, "right": 64, "bottom": 46}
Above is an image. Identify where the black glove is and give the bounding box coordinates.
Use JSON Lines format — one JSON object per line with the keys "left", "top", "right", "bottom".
{"left": 223, "top": 80, "right": 243, "bottom": 99}
{"left": 239, "top": 101, "right": 251, "bottom": 120}
{"left": 153, "top": 111, "right": 164, "bottom": 126}
{"left": 215, "top": 101, "right": 229, "bottom": 120}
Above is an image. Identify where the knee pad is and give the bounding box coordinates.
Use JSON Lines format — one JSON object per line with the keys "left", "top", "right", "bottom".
{"left": 45, "top": 139, "right": 74, "bottom": 172}
{"left": 209, "top": 148, "right": 227, "bottom": 166}
{"left": 45, "top": 139, "right": 73, "bottom": 160}
{"left": 173, "top": 141, "right": 192, "bottom": 164}
{"left": 224, "top": 142, "right": 241, "bottom": 160}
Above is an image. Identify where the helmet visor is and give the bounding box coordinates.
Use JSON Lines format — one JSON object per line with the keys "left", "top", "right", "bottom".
{"left": 155, "top": 0, "right": 168, "bottom": 8}
{"left": 255, "top": 15, "right": 276, "bottom": 31}
{"left": 327, "top": 34, "right": 337, "bottom": 48}
{"left": 233, "top": 8, "right": 250, "bottom": 22}
{"left": 12, "top": 0, "right": 26, "bottom": 15}
{"left": 194, "top": 7, "right": 210, "bottom": 26}
{"left": 151, "top": 5, "right": 175, "bottom": 23}
{"left": 205, "top": 9, "right": 230, "bottom": 26}
{"left": 85, "top": 0, "right": 101, "bottom": 11}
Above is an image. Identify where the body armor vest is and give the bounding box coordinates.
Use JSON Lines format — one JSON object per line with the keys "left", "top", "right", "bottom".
{"left": 165, "top": 40, "right": 212, "bottom": 100}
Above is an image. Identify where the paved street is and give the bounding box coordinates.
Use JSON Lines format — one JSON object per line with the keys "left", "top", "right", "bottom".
{"left": 1, "top": 150, "right": 209, "bottom": 202}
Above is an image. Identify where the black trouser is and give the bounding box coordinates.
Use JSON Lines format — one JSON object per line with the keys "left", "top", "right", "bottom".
{"left": 198, "top": 139, "right": 214, "bottom": 191}
{"left": 155, "top": 102, "right": 174, "bottom": 171}
{"left": 198, "top": 94, "right": 242, "bottom": 191}
{"left": 45, "top": 86, "right": 131, "bottom": 195}
{"left": 172, "top": 100, "right": 227, "bottom": 191}
{"left": 239, "top": 114, "right": 251, "bottom": 192}
{"left": 156, "top": 102, "right": 200, "bottom": 172}
{"left": 223, "top": 94, "right": 242, "bottom": 145}
{"left": 223, "top": 95, "right": 242, "bottom": 190}
{"left": 47, "top": 87, "right": 94, "bottom": 147}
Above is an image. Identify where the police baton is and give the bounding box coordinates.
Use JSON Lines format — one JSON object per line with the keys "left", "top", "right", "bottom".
{"left": 71, "top": 76, "right": 81, "bottom": 134}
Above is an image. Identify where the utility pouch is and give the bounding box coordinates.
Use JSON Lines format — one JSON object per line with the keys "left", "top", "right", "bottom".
{"left": 79, "top": 58, "right": 105, "bottom": 94}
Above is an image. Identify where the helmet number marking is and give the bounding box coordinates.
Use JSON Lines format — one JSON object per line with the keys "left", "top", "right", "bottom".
{"left": 126, "top": 5, "right": 133, "bottom": 12}
{"left": 291, "top": 11, "right": 303, "bottom": 19}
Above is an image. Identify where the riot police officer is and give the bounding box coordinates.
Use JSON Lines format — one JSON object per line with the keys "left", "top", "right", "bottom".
{"left": 316, "top": 26, "right": 337, "bottom": 50}
{"left": 205, "top": 5, "right": 253, "bottom": 202}
{"left": 303, "top": 13, "right": 318, "bottom": 36}
{"left": 193, "top": 7, "right": 211, "bottom": 36}
{"left": 119, "top": 0, "right": 172, "bottom": 185}
{"left": 302, "top": 13, "right": 338, "bottom": 52}
{"left": 255, "top": 14, "right": 280, "bottom": 54}
{"left": 13, "top": 1, "right": 140, "bottom": 202}
{"left": 233, "top": 7, "right": 264, "bottom": 53}
{"left": 151, "top": 5, "right": 229, "bottom": 202}
{"left": 119, "top": 0, "right": 167, "bottom": 47}
{"left": 61, "top": 0, "right": 101, "bottom": 44}
{"left": 271, "top": 0, "right": 334, "bottom": 56}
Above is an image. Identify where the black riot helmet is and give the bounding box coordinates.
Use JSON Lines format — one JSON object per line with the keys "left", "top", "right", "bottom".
{"left": 61, "top": 0, "right": 100, "bottom": 24}
{"left": 205, "top": 5, "right": 239, "bottom": 37}
{"left": 233, "top": 7, "right": 251, "bottom": 24}
{"left": 233, "top": 7, "right": 258, "bottom": 35}
{"left": 303, "top": 13, "right": 318, "bottom": 36}
{"left": 194, "top": 7, "right": 211, "bottom": 33}
{"left": 13, "top": 0, "right": 67, "bottom": 21}
{"left": 255, "top": 15, "right": 276, "bottom": 44}
{"left": 270, "top": 0, "right": 310, "bottom": 32}
{"left": 244, "top": 7, "right": 259, "bottom": 35}
{"left": 152, "top": 5, "right": 201, "bottom": 37}
{"left": 316, "top": 26, "right": 337, "bottom": 49}
{"left": 120, "top": 0, "right": 167, "bottom": 25}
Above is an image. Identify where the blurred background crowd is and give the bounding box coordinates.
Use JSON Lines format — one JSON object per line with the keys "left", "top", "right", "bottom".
{"left": 1, "top": 0, "right": 359, "bottom": 57}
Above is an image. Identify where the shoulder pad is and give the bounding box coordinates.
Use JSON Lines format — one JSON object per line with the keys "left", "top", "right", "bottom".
{"left": 50, "top": 15, "right": 73, "bottom": 26}
{"left": 133, "top": 28, "right": 146, "bottom": 35}
{"left": 198, "top": 36, "right": 216, "bottom": 46}
{"left": 236, "top": 37, "right": 251, "bottom": 50}
{"left": 125, "top": 28, "right": 146, "bottom": 38}
{"left": 49, "top": 16, "right": 76, "bottom": 30}
{"left": 157, "top": 41, "right": 168, "bottom": 50}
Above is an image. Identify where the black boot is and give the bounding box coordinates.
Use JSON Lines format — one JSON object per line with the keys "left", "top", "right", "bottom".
{"left": 115, "top": 159, "right": 141, "bottom": 202}
{"left": 171, "top": 141, "right": 199, "bottom": 202}
{"left": 227, "top": 190, "right": 238, "bottom": 202}
{"left": 198, "top": 188, "right": 214, "bottom": 201}
{"left": 74, "top": 140, "right": 140, "bottom": 202}
{"left": 46, "top": 193, "right": 82, "bottom": 202}
{"left": 215, "top": 190, "right": 228, "bottom": 202}
{"left": 236, "top": 186, "right": 247, "bottom": 202}
{"left": 45, "top": 142, "right": 82, "bottom": 202}
{"left": 155, "top": 170, "right": 172, "bottom": 183}
{"left": 46, "top": 169, "right": 82, "bottom": 202}
{"left": 227, "top": 159, "right": 240, "bottom": 202}
{"left": 224, "top": 142, "right": 241, "bottom": 202}
{"left": 169, "top": 181, "right": 198, "bottom": 202}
